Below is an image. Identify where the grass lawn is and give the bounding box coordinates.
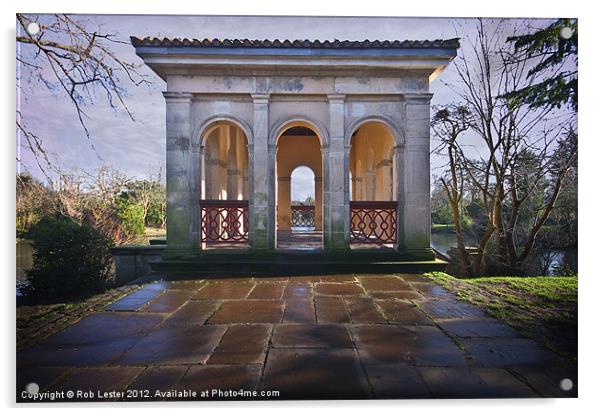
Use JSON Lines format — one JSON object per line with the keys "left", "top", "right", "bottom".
{"left": 428, "top": 272, "right": 578, "bottom": 360}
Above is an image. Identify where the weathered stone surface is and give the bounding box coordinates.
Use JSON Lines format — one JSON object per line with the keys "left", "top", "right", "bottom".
{"left": 208, "top": 300, "right": 285, "bottom": 323}
{"left": 283, "top": 300, "right": 315, "bottom": 323}
{"left": 315, "top": 296, "right": 351, "bottom": 323}
{"left": 17, "top": 313, "right": 164, "bottom": 367}
{"left": 194, "top": 282, "right": 254, "bottom": 299}
{"left": 345, "top": 298, "right": 386, "bottom": 323}
{"left": 143, "top": 290, "right": 195, "bottom": 313}
{"left": 285, "top": 276, "right": 319, "bottom": 283}
{"left": 261, "top": 348, "right": 371, "bottom": 399}
{"left": 208, "top": 324, "right": 271, "bottom": 364}
{"left": 282, "top": 283, "right": 313, "bottom": 299}
{"left": 376, "top": 300, "right": 433, "bottom": 325}
{"left": 314, "top": 283, "right": 364, "bottom": 296}
{"left": 51, "top": 367, "right": 144, "bottom": 400}
{"left": 357, "top": 275, "right": 411, "bottom": 292}
{"left": 106, "top": 285, "right": 165, "bottom": 311}
{"left": 248, "top": 283, "right": 285, "bottom": 299}
{"left": 164, "top": 300, "right": 220, "bottom": 326}
{"left": 177, "top": 365, "right": 261, "bottom": 393}
{"left": 410, "top": 283, "right": 454, "bottom": 299}
{"left": 17, "top": 367, "right": 69, "bottom": 399}
{"left": 509, "top": 365, "right": 577, "bottom": 398}
{"left": 272, "top": 324, "right": 352, "bottom": 348}
{"left": 364, "top": 365, "right": 431, "bottom": 398}
{"left": 351, "top": 325, "right": 467, "bottom": 366}
{"left": 370, "top": 290, "right": 424, "bottom": 301}
{"left": 418, "top": 367, "right": 537, "bottom": 398}
{"left": 436, "top": 317, "right": 519, "bottom": 338}
{"left": 127, "top": 366, "right": 189, "bottom": 392}
{"left": 418, "top": 298, "right": 486, "bottom": 319}
{"left": 460, "top": 337, "right": 563, "bottom": 367}
{"left": 320, "top": 275, "right": 355, "bottom": 283}
{"left": 167, "top": 280, "right": 206, "bottom": 290}
{"left": 116, "top": 325, "right": 227, "bottom": 365}
{"left": 397, "top": 274, "right": 433, "bottom": 283}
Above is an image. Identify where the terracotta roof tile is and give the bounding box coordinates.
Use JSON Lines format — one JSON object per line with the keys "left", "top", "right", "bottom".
{"left": 130, "top": 37, "right": 460, "bottom": 49}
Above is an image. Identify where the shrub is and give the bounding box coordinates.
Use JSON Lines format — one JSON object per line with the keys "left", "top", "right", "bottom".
{"left": 116, "top": 198, "right": 145, "bottom": 236}
{"left": 25, "top": 215, "right": 114, "bottom": 298}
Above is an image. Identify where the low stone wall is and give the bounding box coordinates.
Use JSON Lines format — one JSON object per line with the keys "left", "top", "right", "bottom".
{"left": 110, "top": 245, "right": 165, "bottom": 285}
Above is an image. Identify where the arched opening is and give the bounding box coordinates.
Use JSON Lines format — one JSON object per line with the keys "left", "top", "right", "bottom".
{"left": 275, "top": 124, "right": 323, "bottom": 250}
{"left": 200, "top": 121, "right": 249, "bottom": 248}
{"left": 349, "top": 121, "right": 397, "bottom": 248}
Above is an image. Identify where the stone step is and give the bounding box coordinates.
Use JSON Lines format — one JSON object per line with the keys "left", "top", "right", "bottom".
{"left": 149, "top": 253, "right": 446, "bottom": 278}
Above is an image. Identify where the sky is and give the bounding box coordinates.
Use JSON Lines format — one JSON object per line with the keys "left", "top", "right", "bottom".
{"left": 16, "top": 15, "right": 558, "bottom": 200}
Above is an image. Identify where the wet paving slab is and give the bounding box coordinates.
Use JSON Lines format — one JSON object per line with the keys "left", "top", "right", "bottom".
{"left": 163, "top": 300, "right": 220, "bottom": 326}
{"left": 208, "top": 300, "right": 285, "bottom": 324}
{"left": 50, "top": 367, "right": 144, "bottom": 400}
{"left": 142, "top": 290, "right": 196, "bottom": 313}
{"left": 376, "top": 300, "right": 434, "bottom": 325}
{"left": 194, "top": 282, "right": 255, "bottom": 300}
{"left": 16, "top": 274, "right": 577, "bottom": 400}
{"left": 283, "top": 299, "right": 315, "bottom": 323}
{"left": 417, "top": 367, "right": 538, "bottom": 398}
{"left": 17, "top": 313, "right": 165, "bottom": 368}
{"left": 261, "top": 348, "right": 371, "bottom": 399}
{"left": 127, "top": 365, "right": 189, "bottom": 392}
{"left": 351, "top": 325, "right": 468, "bottom": 366}
{"left": 106, "top": 284, "right": 166, "bottom": 312}
{"left": 436, "top": 317, "right": 520, "bottom": 338}
{"left": 345, "top": 297, "right": 387, "bottom": 323}
{"left": 460, "top": 337, "right": 565, "bottom": 367}
{"left": 115, "top": 325, "right": 227, "bottom": 365}
{"left": 248, "top": 283, "right": 286, "bottom": 299}
{"left": 357, "top": 275, "right": 412, "bottom": 292}
{"left": 207, "top": 324, "right": 271, "bottom": 364}
{"left": 314, "top": 282, "right": 365, "bottom": 296}
{"left": 272, "top": 324, "right": 353, "bottom": 348}
{"left": 315, "top": 296, "right": 351, "bottom": 323}
{"left": 177, "top": 364, "right": 262, "bottom": 393}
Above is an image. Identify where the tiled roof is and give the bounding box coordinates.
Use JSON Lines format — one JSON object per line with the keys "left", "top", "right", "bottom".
{"left": 130, "top": 37, "right": 460, "bottom": 49}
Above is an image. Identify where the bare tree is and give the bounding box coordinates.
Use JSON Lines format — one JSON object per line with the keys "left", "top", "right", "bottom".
{"left": 16, "top": 13, "right": 150, "bottom": 177}
{"left": 433, "top": 19, "right": 577, "bottom": 275}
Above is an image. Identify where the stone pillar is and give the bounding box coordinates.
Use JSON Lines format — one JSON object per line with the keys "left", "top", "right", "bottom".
{"left": 315, "top": 177, "right": 323, "bottom": 231}
{"left": 401, "top": 93, "right": 434, "bottom": 259}
{"left": 277, "top": 176, "right": 291, "bottom": 231}
{"left": 324, "top": 94, "right": 349, "bottom": 251}
{"left": 163, "top": 92, "right": 199, "bottom": 258}
{"left": 249, "top": 94, "right": 275, "bottom": 251}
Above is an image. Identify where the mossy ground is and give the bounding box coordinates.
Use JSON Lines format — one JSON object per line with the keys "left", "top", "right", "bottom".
{"left": 427, "top": 272, "right": 578, "bottom": 360}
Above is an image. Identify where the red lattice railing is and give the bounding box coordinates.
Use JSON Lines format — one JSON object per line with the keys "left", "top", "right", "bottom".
{"left": 291, "top": 205, "right": 315, "bottom": 227}
{"left": 350, "top": 201, "right": 397, "bottom": 244}
{"left": 200, "top": 200, "right": 249, "bottom": 243}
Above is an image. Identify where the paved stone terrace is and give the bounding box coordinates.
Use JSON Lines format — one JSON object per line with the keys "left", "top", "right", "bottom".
{"left": 17, "top": 274, "right": 577, "bottom": 401}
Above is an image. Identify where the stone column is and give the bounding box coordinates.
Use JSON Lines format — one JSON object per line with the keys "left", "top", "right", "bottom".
{"left": 324, "top": 94, "right": 349, "bottom": 251}
{"left": 249, "top": 94, "right": 275, "bottom": 251}
{"left": 314, "top": 177, "right": 323, "bottom": 231}
{"left": 401, "top": 93, "right": 434, "bottom": 259}
{"left": 163, "top": 92, "right": 198, "bottom": 258}
{"left": 277, "top": 176, "right": 291, "bottom": 231}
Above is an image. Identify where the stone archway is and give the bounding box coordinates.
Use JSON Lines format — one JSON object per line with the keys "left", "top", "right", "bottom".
{"left": 275, "top": 125, "right": 323, "bottom": 250}
{"left": 199, "top": 120, "right": 250, "bottom": 248}
{"left": 349, "top": 121, "right": 397, "bottom": 248}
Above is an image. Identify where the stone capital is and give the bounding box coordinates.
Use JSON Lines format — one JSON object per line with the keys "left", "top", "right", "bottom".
{"left": 327, "top": 94, "right": 346, "bottom": 103}
{"left": 162, "top": 91, "right": 193, "bottom": 102}
{"left": 251, "top": 94, "right": 270, "bottom": 104}
{"left": 403, "top": 93, "right": 434, "bottom": 104}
